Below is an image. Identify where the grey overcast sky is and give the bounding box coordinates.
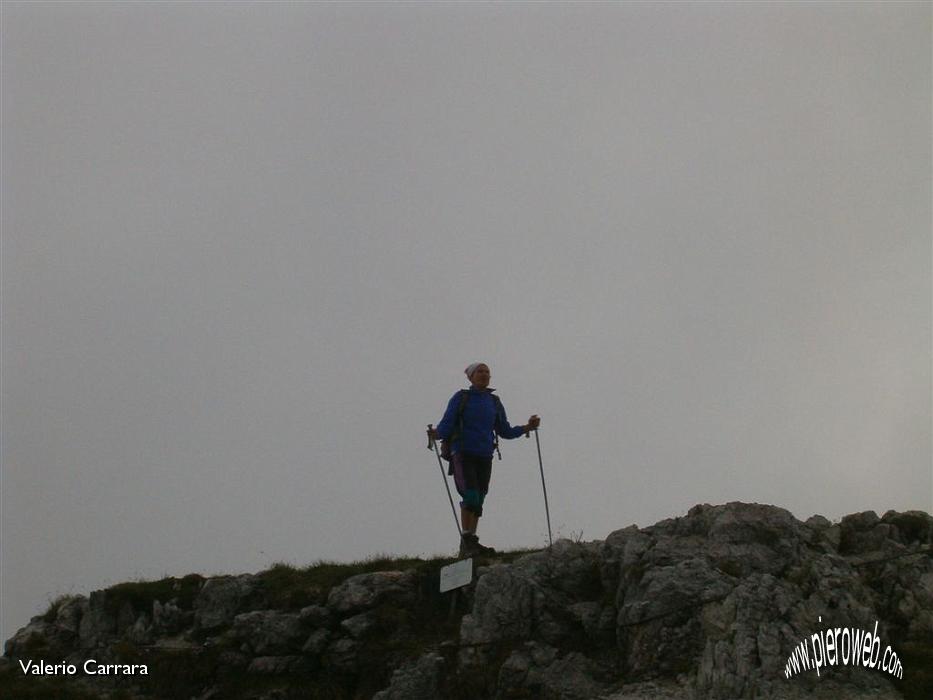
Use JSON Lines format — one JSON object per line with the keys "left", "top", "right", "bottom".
{"left": 2, "top": 0, "right": 930, "bottom": 643}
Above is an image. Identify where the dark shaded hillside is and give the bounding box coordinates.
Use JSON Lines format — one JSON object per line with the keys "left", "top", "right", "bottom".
{"left": 3, "top": 503, "right": 932, "bottom": 699}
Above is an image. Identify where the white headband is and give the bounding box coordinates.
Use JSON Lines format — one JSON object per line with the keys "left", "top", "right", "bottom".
{"left": 464, "top": 362, "right": 485, "bottom": 378}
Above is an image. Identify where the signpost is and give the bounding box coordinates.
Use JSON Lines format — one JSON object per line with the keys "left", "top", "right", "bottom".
{"left": 439, "top": 557, "right": 473, "bottom": 593}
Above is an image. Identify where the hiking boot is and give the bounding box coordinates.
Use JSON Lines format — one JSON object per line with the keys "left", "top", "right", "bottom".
{"left": 458, "top": 536, "right": 475, "bottom": 557}
{"left": 460, "top": 533, "right": 495, "bottom": 557}
{"left": 474, "top": 539, "right": 496, "bottom": 556}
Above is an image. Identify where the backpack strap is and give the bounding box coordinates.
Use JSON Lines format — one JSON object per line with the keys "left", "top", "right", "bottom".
{"left": 442, "top": 390, "right": 471, "bottom": 475}
{"left": 449, "top": 389, "right": 470, "bottom": 450}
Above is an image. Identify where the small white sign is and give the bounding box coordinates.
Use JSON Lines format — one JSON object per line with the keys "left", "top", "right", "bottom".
{"left": 439, "top": 558, "right": 473, "bottom": 593}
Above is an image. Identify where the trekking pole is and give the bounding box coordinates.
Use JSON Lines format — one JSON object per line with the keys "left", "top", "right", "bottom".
{"left": 533, "top": 428, "right": 553, "bottom": 549}
{"left": 427, "top": 425, "right": 462, "bottom": 537}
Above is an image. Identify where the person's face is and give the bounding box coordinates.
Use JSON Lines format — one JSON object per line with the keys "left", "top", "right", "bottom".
{"left": 470, "top": 364, "right": 491, "bottom": 388}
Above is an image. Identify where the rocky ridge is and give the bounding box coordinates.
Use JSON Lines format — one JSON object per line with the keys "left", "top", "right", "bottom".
{"left": 3, "top": 502, "right": 932, "bottom": 699}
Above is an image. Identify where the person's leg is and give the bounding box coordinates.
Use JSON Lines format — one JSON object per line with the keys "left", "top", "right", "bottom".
{"left": 454, "top": 454, "right": 485, "bottom": 526}
{"left": 453, "top": 453, "right": 482, "bottom": 554}
{"left": 461, "top": 507, "right": 478, "bottom": 534}
{"left": 455, "top": 456, "right": 495, "bottom": 556}
{"left": 471, "top": 457, "right": 493, "bottom": 547}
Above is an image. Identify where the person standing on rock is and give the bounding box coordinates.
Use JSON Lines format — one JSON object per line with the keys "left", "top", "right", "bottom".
{"left": 430, "top": 362, "right": 540, "bottom": 557}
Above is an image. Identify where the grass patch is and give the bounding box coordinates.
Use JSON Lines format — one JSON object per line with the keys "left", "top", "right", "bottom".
{"left": 40, "top": 595, "right": 81, "bottom": 623}
{"left": 253, "top": 549, "right": 539, "bottom": 609}
{"left": 253, "top": 556, "right": 431, "bottom": 610}
{"left": 103, "top": 573, "right": 205, "bottom": 616}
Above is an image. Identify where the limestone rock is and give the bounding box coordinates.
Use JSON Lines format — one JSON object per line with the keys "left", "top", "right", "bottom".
{"left": 246, "top": 655, "right": 303, "bottom": 674}
{"left": 325, "top": 637, "right": 358, "bottom": 673}
{"left": 231, "top": 610, "right": 306, "bottom": 656}
{"left": 498, "top": 641, "right": 609, "bottom": 699}
{"left": 298, "top": 604, "right": 332, "bottom": 628}
{"left": 340, "top": 612, "right": 375, "bottom": 639}
{"left": 301, "top": 628, "right": 330, "bottom": 655}
{"left": 193, "top": 574, "right": 257, "bottom": 632}
{"left": 152, "top": 599, "right": 190, "bottom": 635}
{"left": 372, "top": 652, "right": 445, "bottom": 700}
{"left": 3, "top": 501, "right": 931, "bottom": 700}
{"left": 326, "top": 570, "right": 417, "bottom": 614}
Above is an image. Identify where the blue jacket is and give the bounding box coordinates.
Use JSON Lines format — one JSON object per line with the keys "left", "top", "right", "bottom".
{"left": 436, "top": 387, "right": 526, "bottom": 457}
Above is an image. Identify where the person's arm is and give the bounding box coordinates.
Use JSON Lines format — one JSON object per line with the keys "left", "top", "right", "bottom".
{"left": 495, "top": 401, "right": 540, "bottom": 440}
{"left": 434, "top": 393, "right": 461, "bottom": 440}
